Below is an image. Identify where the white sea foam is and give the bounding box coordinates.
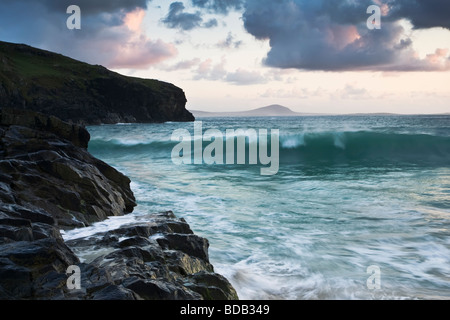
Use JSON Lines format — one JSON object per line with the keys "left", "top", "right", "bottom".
{"left": 82, "top": 116, "right": 450, "bottom": 300}
{"left": 62, "top": 214, "right": 137, "bottom": 241}
{"left": 281, "top": 134, "right": 305, "bottom": 149}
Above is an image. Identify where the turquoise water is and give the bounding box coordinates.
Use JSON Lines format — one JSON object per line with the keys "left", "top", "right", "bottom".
{"left": 84, "top": 115, "right": 450, "bottom": 299}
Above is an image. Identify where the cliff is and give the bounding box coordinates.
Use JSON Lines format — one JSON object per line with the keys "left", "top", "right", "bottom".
{"left": 0, "top": 108, "right": 237, "bottom": 300}
{"left": 0, "top": 41, "right": 194, "bottom": 125}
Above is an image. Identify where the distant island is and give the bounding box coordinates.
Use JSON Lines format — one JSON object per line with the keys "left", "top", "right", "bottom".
{"left": 190, "top": 105, "right": 449, "bottom": 118}
{"left": 190, "top": 104, "right": 315, "bottom": 118}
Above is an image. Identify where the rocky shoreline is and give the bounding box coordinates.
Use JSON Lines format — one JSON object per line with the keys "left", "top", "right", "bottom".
{"left": 0, "top": 108, "right": 237, "bottom": 300}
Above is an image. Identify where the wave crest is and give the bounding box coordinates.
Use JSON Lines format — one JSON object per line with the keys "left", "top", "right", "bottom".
{"left": 89, "top": 131, "right": 450, "bottom": 166}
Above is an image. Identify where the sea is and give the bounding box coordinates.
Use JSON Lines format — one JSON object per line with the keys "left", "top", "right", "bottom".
{"left": 63, "top": 115, "right": 450, "bottom": 300}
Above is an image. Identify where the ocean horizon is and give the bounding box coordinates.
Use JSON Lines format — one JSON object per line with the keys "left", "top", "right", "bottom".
{"left": 64, "top": 114, "right": 450, "bottom": 300}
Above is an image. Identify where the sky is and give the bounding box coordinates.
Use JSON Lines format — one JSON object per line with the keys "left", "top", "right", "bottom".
{"left": 0, "top": 0, "right": 449, "bottom": 114}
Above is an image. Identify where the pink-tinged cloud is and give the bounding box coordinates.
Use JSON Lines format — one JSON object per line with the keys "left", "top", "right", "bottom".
{"left": 194, "top": 58, "right": 227, "bottom": 80}
{"left": 243, "top": 0, "right": 450, "bottom": 72}
{"left": 372, "top": 0, "right": 390, "bottom": 16}
{"left": 108, "top": 38, "right": 178, "bottom": 69}
{"left": 327, "top": 25, "right": 361, "bottom": 51}
{"left": 420, "top": 48, "right": 450, "bottom": 71}
{"left": 197, "top": 59, "right": 213, "bottom": 74}
{"left": 124, "top": 8, "right": 146, "bottom": 32}
{"left": 225, "top": 68, "right": 266, "bottom": 85}
{"left": 107, "top": 9, "right": 178, "bottom": 69}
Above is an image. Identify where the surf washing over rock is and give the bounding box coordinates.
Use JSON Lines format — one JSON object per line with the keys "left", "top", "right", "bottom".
{"left": 0, "top": 108, "right": 237, "bottom": 300}
{"left": 84, "top": 115, "right": 450, "bottom": 300}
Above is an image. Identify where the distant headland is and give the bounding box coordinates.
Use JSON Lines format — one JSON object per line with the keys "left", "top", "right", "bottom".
{"left": 0, "top": 41, "right": 194, "bottom": 125}
{"left": 190, "top": 105, "right": 448, "bottom": 118}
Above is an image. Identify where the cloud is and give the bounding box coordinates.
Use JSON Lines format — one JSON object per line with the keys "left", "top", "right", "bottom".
{"left": 261, "top": 84, "right": 375, "bottom": 101}
{"left": 242, "top": 0, "right": 450, "bottom": 71}
{"left": 225, "top": 69, "right": 266, "bottom": 85}
{"left": 192, "top": 58, "right": 266, "bottom": 85}
{"left": 40, "top": 0, "right": 150, "bottom": 15}
{"left": 216, "top": 32, "right": 243, "bottom": 49}
{"left": 389, "top": 0, "right": 450, "bottom": 30}
{"left": 260, "top": 87, "right": 326, "bottom": 99}
{"left": 203, "top": 18, "right": 219, "bottom": 28}
{"left": 2, "top": 0, "right": 449, "bottom": 73}
{"left": 123, "top": 7, "right": 147, "bottom": 32}
{"left": 109, "top": 37, "right": 178, "bottom": 69}
{"left": 0, "top": 0, "right": 178, "bottom": 69}
{"left": 160, "top": 58, "right": 202, "bottom": 71}
{"left": 162, "top": 2, "right": 219, "bottom": 30}
{"left": 194, "top": 58, "right": 227, "bottom": 80}
{"left": 339, "top": 84, "right": 371, "bottom": 99}
{"left": 191, "top": 0, "right": 244, "bottom": 14}
{"left": 163, "top": 2, "right": 203, "bottom": 30}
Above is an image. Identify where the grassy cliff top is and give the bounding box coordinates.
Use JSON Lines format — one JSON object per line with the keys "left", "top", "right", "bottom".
{"left": 0, "top": 41, "right": 193, "bottom": 124}
{"left": 0, "top": 40, "right": 167, "bottom": 93}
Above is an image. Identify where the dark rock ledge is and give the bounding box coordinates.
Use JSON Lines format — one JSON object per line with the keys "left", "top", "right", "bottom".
{"left": 0, "top": 108, "right": 238, "bottom": 300}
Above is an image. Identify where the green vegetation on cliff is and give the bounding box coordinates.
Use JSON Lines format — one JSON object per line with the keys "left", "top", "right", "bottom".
{"left": 0, "top": 41, "right": 194, "bottom": 125}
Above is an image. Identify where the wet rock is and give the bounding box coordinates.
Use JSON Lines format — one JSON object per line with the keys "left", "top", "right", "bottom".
{"left": 0, "top": 108, "right": 136, "bottom": 228}
{"left": 123, "top": 278, "right": 202, "bottom": 300}
{"left": 160, "top": 234, "right": 210, "bottom": 261}
{"left": 0, "top": 234, "right": 79, "bottom": 299}
{"left": 90, "top": 285, "right": 137, "bottom": 300}
{"left": 0, "top": 109, "right": 237, "bottom": 300}
{"left": 64, "top": 211, "right": 238, "bottom": 300}
{"left": 186, "top": 271, "right": 239, "bottom": 300}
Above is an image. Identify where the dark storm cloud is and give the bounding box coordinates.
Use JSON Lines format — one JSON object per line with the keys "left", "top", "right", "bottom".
{"left": 203, "top": 18, "right": 219, "bottom": 28}
{"left": 162, "top": 2, "right": 219, "bottom": 30}
{"left": 191, "top": 0, "right": 244, "bottom": 14}
{"left": 0, "top": 0, "right": 177, "bottom": 69}
{"left": 1, "top": 0, "right": 449, "bottom": 72}
{"left": 163, "top": 2, "right": 203, "bottom": 30}
{"left": 241, "top": 0, "right": 450, "bottom": 71}
{"left": 389, "top": 0, "right": 450, "bottom": 29}
{"left": 0, "top": 0, "right": 149, "bottom": 17}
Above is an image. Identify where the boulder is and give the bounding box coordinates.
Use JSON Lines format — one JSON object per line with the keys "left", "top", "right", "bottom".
{"left": 64, "top": 212, "right": 238, "bottom": 300}
{"left": 0, "top": 108, "right": 136, "bottom": 228}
